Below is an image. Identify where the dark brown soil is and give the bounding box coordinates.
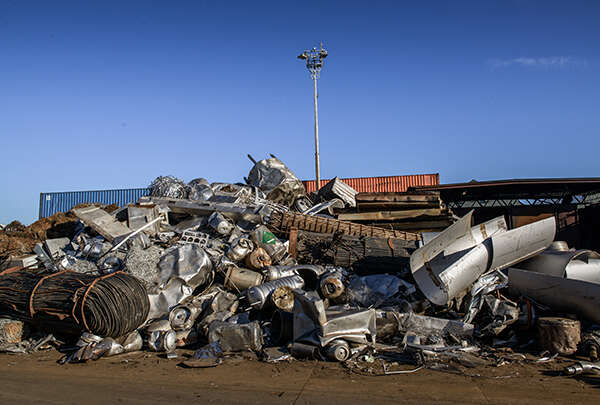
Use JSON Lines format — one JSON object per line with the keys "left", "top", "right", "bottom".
{"left": 0, "top": 350, "right": 598, "bottom": 404}
{"left": 0, "top": 212, "right": 79, "bottom": 262}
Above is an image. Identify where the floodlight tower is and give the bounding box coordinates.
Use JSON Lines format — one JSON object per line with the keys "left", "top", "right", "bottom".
{"left": 298, "top": 43, "right": 328, "bottom": 191}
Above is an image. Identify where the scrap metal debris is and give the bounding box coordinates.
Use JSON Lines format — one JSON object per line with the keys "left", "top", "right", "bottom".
{"left": 0, "top": 155, "right": 598, "bottom": 385}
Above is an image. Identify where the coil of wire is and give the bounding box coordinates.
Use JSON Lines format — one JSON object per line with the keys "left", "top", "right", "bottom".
{"left": 0, "top": 269, "right": 149, "bottom": 338}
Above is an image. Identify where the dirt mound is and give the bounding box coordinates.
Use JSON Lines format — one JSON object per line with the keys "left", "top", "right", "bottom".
{"left": 0, "top": 234, "right": 39, "bottom": 261}
{"left": 28, "top": 212, "right": 79, "bottom": 240}
{"left": 0, "top": 211, "right": 80, "bottom": 262}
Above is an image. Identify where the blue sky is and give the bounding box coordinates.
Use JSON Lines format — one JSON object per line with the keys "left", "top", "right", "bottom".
{"left": 1, "top": 1, "right": 599, "bottom": 225}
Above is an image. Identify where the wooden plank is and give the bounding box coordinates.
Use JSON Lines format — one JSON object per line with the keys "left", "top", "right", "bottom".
{"left": 355, "top": 191, "right": 440, "bottom": 203}
{"left": 355, "top": 201, "right": 441, "bottom": 210}
{"left": 363, "top": 219, "right": 455, "bottom": 232}
{"left": 337, "top": 208, "right": 443, "bottom": 222}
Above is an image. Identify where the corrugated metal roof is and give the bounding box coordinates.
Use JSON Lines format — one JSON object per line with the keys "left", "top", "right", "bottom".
{"left": 303, "top": 174, "right": 439, "bottom": 194}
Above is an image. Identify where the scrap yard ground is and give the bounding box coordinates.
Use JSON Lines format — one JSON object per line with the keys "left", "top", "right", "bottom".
{"left": 0, "top": 351, "right": 598, "bottom": 404}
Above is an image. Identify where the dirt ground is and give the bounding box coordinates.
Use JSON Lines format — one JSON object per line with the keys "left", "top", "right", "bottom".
{"left": 0, "top": 350, "right": 598, "bottom": 404}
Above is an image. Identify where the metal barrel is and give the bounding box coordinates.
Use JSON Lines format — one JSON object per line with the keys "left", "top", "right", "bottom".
{"left": 225, "top": 267, "right": 264, "bottom": 291}
{"left": 245, "top": 275, "right": 305, "bottom": 309}
{"left": 323, "top": 339, "right": 350, "bottom": 362}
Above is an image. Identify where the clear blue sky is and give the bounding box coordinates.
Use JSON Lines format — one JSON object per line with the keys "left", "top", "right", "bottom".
{"left": 1, "top": 1, "right": 599, "bottom": 225}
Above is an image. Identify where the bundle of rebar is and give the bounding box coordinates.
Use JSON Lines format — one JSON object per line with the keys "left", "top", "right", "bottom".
{"left": 0, "top": 269, "right": 149, "bottom": 338}
{"left": 291, "top": 230, "right": 414, "bottom": 274}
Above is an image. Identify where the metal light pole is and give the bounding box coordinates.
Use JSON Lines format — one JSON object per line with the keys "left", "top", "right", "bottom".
{"left": 298, "top": 43, "right": 327, "bottom": 191}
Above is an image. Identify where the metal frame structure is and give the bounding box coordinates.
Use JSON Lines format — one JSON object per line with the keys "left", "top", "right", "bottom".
{"left": 298, "top": 43, "right": 328, "bottom": 191}
{"left": 446, "top": 194, "right": 595, "bottom": 210}
{"left": 412, "top": 178, "right": 600, "bottom": 210}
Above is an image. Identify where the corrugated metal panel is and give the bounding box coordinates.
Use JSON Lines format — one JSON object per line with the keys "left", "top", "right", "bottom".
{"left": 302, "top": 174, "right": 439, "bottom": 194}
{"left": 39, "top": 188, "right": 150, "bottom": 219}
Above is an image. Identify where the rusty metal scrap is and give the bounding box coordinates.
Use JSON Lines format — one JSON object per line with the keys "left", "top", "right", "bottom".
{"left": 266, "top": 209, "right": 420, "bottom": 240}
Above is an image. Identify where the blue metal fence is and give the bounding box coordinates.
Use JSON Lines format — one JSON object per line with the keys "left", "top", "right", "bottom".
{"left": 39, "top": 188, "right": 151, "bottom": 219}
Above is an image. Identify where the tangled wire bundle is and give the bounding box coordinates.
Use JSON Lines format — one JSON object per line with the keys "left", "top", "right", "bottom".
{"left": 0, "top": 269, "right": 149, "bottom": 338}
{"left": 149, "top": 175, "right": 188, "bottom": 199}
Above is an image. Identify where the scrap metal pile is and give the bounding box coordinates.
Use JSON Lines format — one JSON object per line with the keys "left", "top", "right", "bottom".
{"left": 1, "top": 156, "right": 599, "bottom": 377}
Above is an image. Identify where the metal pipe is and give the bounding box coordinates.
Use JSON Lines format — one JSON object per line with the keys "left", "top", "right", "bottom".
{"left": 100, "top": 215, "right": 163, "bottom": 259}
{"left": 564, "top": 361, "right": 600, "bottom": 375}
{"left": 313, "top": 76, "right": 320, "bottom": 190}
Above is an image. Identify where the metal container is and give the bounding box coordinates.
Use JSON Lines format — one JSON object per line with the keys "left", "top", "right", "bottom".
{"left": 245, "top": 275, "right": 305, "bottom": 309}
{"left": 271, "top": 286, "right": 295, "bottom": 312}
{"left": 208, "top": 212, "right": 234, "bottom": 236}
{"left": 267, "top": 265, "right": 326, "bottom": 290}
{"left": 265, "top": 266, "right": 299, "bottom": 281}
{"left": 320, "top": 271, "right": 346, "bottom": 299}
{"left": 148, "top": 330, "right": 176, "bottom": 352}
{"left": 323, "top": 339, "right": 350, "bottom": 362}
{"left": 169, "top": 304, "right": 201, "bottom": 331}
{"left": 226, "top": 236, "right": 254, "bottom": 262}
{"left": 224, "top": 267, "right": 264, "bottom": 291}
{"left": 245, "top": 247, "right": 272, "bottom": 270}
{"left": 175, "top": 328, "right": 200, "bottom": 347}
{"left": 39, "top": 187, "right": 150, "bottom": 219}
{"left": 121, "top": 331, "right": 143, "bottom": 352}
{"left": 251, "top": 225, "right": 287, "bottom": 264}
{"left": 290, "top": 342, "right": 319, "bottom": 359}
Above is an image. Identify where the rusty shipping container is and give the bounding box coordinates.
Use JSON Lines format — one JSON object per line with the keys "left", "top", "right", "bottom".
{"left": 302, "top": 174, "right": 439, "bottom": 194}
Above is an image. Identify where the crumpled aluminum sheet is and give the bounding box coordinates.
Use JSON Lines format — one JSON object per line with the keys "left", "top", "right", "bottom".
{"left": 292, "top": 290, "right": 376, "bottom": 347}
{"left": 247, "top": 157, "right": 306, "bottom": 207}
{"left": 149, "top": 176, "right": 188, "bottom": 199}
{"left": 347, "top": 274, "right": 403, "bottom": 308}
{"left": 147, "top": 245, "right": 214, "bottom": 320}
{"left": 208, "top": 321, "right": 264, "bottom": 352}
{"left": 463, "top": 270, "right": 509, "bottom": 323}
{"left": 196, "top": 288, "right": 239, "bottom": 334}
{"left": 157, "top": 244, "right": 213, "bottom": 289}
{"left": 396, "top": 312, "right": 474, "bottom": 339}
{"left": 476, "top": 295, "right": 519, "bottom": 337}
{"left": 60, "top": 331, "right": 142, "bottom": 363}
{"left": 184, "top": 341, "right": 224, "bottom": 368}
